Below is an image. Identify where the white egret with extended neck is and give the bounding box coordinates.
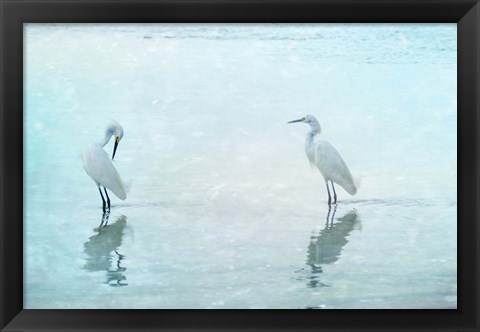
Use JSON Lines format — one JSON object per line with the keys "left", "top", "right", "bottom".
{"left": 288, "top": 115, "right": 357, "bottom": 205}
{"left": 83, "top": 121, "right": 127, "bottom": 211}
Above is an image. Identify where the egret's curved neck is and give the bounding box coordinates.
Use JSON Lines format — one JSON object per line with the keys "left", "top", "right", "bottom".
{"left": 99, "top": 133, "right": 113, "bottom": 147}
{"left": 305, "top": 121, "right": 321, "bottom": 162}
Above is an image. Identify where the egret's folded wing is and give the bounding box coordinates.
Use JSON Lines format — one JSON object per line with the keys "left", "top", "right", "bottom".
{"left": 83, "top": 146, "right": 127, "bottom": 200}
{"left": 314, "top": 141, "right": 357, "bottom": 195}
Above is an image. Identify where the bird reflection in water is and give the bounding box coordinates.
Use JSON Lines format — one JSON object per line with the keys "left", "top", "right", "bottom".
{"left": 83, "top": 214, "right": 128, "bottom": 287}
{"left": 305, "top": 207, "right": 361, "bottom": 288}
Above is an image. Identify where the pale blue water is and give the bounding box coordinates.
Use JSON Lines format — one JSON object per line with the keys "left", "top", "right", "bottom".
{"left": 24, "top": 24, "right": 457, "bottom": 309}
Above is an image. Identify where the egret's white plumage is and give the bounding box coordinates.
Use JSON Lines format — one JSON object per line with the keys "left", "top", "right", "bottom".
{"left": 83, "top": 144, "right": 126, "bottom": 200}
{"left": 83, "top": 121, "right": 126, "bottom": 209}
{"left": 289, "top": 114, "right": 357, "bottom": 204}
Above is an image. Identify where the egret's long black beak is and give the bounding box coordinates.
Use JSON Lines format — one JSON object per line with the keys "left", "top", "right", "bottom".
{"left": 112, "top": 137, "right": 119, "bottom": 160}
{"left": 288, "top": 118, "right": 304, "bottom": 124}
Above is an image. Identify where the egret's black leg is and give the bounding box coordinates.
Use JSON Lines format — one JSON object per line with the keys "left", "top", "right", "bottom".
{"left": 103, "top": 209, "right": 110, "bottom": 227}
{"left": 99, "top": 212, "right": 106, "bottom": 228}
{"left": 98, "top": 187, "right": 106, "bottom": 211}
{"left": 103, "top": 187, "right": 111, "bottom": 209}
{"left": 331, "top": 181, "right": 337, "bottom": 204}
{"left": 325, "top": 181, "right": 332, "bottom": 206}
{"left": 331, "top": 203, "right": 337, "bottom": 224}
{"left": 326, "top": 204, "right": 332, "bottom": 227}
{"left": 99, "top": 209, "right": 109, "bottom": 228}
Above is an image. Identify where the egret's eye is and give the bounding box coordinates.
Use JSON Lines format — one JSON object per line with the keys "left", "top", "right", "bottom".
{"left": 115, "top": 136, "right": 120, "bottom": 143}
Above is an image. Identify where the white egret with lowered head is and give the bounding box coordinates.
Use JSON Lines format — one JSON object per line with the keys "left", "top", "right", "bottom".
{"left": 288, "top": 115, "right": 357, "bottom": 205}
{"left": 83, "top": 121, "right": 127, "bottom": 211}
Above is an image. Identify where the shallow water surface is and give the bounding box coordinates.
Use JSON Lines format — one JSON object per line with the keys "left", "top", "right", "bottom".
{"left": 24, "top": 24, "right": 456, "bottom": 309}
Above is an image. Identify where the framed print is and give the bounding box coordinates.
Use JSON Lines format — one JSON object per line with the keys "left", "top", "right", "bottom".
{"left": 1, "top": 0, "right": 479, "bottom": 331}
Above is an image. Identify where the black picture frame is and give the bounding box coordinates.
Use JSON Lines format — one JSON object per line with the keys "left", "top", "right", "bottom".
{"left": 1, "top": 0, "right": 478, "bottom": 331}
